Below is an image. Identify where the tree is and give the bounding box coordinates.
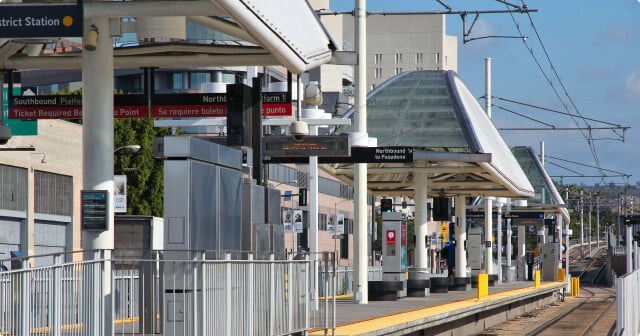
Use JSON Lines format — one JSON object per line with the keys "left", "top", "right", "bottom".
{"left": 114, "top": 119, "right": 172, "bottom": 216}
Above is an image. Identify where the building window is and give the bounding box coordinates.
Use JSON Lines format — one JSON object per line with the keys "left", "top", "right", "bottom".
{"left": 35, "top": 171, "right": 73, "bottom": 216}
{"left": 374, "top": 68, "right": 383, "bottom": 79}
{"left": 189, "top": 72, "right": 212, "bottom": 90}
{"left": 395, "top": 68, "right": 402, "bottom": 75}
{"left": 416, "top": 53, "right": 423, "bottom": 63}
{"left": 435, "top": 52, "right": 440, "bottom": 66}
{"left": 395, "top": 53, "right": 403, "bottom": 64}
{"left": 374, "top": 53, "right": 383, "bottom": 64}
{"left": 319, "top": 213, "right": 327, "bottom": 231}
{"left": 0, "top": 164, "right": 28, "bottom": 211}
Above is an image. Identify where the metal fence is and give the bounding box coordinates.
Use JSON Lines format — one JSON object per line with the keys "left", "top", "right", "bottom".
{"left": 617, "top": 268, "right": 640, "bottom": 336}
{"left": 1, "top": 251, "right": 312, "bottom": 336}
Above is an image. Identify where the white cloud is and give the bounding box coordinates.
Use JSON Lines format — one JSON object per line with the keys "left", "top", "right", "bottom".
{"left": 621, "top": 70, "right": 640, "bottom": 102}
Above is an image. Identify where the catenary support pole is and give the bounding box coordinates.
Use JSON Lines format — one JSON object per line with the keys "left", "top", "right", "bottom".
{"left": 353, "top": 0, "right": 368, "bottom": 304}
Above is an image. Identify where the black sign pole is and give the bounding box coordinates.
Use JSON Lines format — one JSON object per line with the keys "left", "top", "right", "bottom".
{"left": 252, "top": 77, "right": 264, "bottom": 185}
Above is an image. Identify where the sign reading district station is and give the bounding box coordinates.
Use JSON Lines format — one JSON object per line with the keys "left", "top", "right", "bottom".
{"left": 0, "top": 2, "right": 83, "bottom": 38}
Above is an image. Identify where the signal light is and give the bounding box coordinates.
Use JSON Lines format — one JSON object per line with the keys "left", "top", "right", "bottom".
{"left": 381, "top": 198, "right": 393, "bottom": 212}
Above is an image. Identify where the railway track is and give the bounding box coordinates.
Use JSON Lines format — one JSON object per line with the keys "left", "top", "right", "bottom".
{"left": 477, "top": 244, "right": 617, "bottom": 336}
{"left": 524, "top": 287, "right": 616, "bottom": 336}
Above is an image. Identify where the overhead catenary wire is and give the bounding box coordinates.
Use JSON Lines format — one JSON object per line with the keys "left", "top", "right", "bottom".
{"left": 504, "top": 0, "right": 619, "bottom": 183}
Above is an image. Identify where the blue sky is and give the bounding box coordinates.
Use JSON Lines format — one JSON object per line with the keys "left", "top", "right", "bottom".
{"left": 330, "top": 0, "right": 640, "bottom": 187}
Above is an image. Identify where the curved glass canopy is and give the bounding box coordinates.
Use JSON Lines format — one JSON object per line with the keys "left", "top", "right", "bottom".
{"left": 326, "top": 70, "right": 535, "bottom": 199}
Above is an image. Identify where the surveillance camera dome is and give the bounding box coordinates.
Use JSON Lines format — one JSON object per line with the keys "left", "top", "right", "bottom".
{"left": 290, "top": 120, "right": 309, "bottom": 141}
{"left": 0, "top": 124, "right": 11, "bottom": 145}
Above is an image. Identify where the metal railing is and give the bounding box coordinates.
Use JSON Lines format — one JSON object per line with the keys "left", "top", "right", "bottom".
{"left": 1, "top": 250, "right": 312, "bottom": 336}
{"left": 617, "top": 268, "right": 640, "bottom": 336}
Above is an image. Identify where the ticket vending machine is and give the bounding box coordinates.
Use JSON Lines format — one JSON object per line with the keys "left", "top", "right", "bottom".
{"left": 382, "top": 212, "right": 407, "bottom": 297}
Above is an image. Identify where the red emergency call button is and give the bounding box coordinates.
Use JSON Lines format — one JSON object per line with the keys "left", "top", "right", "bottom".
{"left": 386, "top": 230, "right": 396, "bottom": 244}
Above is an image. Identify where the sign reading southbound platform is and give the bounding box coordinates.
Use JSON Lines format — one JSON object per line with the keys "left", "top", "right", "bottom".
{"left": 0, "top": 2, "right": 83, "bottom": 38}
{"left": 8, "top": 95, "right": 148, "bottom": 119}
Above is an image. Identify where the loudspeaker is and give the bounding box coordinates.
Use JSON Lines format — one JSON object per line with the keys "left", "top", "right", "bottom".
{"left": 432, "top": 197, "right": 450, "bottom": 221}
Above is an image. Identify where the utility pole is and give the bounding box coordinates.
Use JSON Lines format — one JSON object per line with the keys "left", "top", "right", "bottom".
{"left": 596, "top": 195, "right": 600, "bottom": 247}
{"left": 580, "top": 190, "right": 584, "bottom": 259}
{"left": 589, "top": 192, "right": 593, "bottom": 253}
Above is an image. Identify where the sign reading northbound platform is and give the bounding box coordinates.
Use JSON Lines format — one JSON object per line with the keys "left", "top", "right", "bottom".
{"left": 0, "top": 2, "right": 83, "bottom": 38}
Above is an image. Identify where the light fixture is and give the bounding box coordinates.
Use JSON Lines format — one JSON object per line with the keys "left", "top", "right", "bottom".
{"left": 114, "top": 144, "right": 141, "bottom": 153}
{"left": 0, "top": 124, "right": 11, "bottom": 145}
{"left": 83, "top": 25, "right": 99, "bottom": 51}
{"left": 31, "top": 152, "right": 46, "bottom": 163}
{"left": 30, "top": 153, "right": 46, "bottom": 171}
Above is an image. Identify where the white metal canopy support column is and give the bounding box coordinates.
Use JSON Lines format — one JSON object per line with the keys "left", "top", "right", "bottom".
{"left": 353, "top": 0, "right": 368, "bottom": 304}
{"left": 496, "top": 203, "right": 503, "bottom": 283}
{"left": 484, "top": 198, "right": 494, "bottom": 275}
{"left": 81, "top": 17, "right": 115, "bottom": 336}
{"left": 414, "top": 173, "right": 428, "bottom": 269}
{"left": 454, "top": 196, "right": 467, "bottom": 278}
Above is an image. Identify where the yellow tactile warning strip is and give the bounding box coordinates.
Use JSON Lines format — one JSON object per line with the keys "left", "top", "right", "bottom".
{"left": 310, "top": 282, "right": 563, "bottom": 336}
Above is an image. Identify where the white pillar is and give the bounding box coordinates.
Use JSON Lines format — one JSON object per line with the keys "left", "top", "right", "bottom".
{"left": 309, "top": 132, "right": 319, "bottom": 310}
{"left": 626, "top": 224, "right": 633, "bottom": 273}
{"left": 496, "top": 204, "right": 503, "bottom": 283}
{"left": 82, "top": 17, "right": 114, "bottom": 336}
{"left": 414, "top": 173, "right": 428, "bottom": 269}
{"left": 506, "top": 217, "right": 513, "bottom": 268}
{"left": 484, "top": 198, "right": 493, "bottom": 274}
{"left": 353, "top": 0, "right": 368, "bottom": 304}
{"left": 518, "top": 225, "right": 526, "bottom": 280}
{"left": 454, "top": 196, "right": 467, "bottom": 278}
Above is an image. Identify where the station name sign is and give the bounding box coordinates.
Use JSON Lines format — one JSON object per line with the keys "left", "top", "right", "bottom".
{"left": 0, "top": 2, "right": 83, "bottom": 38}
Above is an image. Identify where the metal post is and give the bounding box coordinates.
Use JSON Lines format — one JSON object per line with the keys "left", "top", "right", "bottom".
{"left": 496, "top": 204, "right": 503, "bottom": 283}
{"left": 589, "top": 192, "right": 593, "bottom": 253}
{"left": 580, "top": 190, "right": 584, "bottom": 259}
{"left": 484, "top": 198, "right": 493, "bottom": 275}
{"left": 353, "top": 0, "right": 368, "bottom": 304}
{"left": 596, "top": 196, "right": 600, "bottom": 247}
{"left": 626, "top": 224, "right": 633, "bottom": 273}
{"left": 454, "top": 196, "right": 467, "bottom": 278}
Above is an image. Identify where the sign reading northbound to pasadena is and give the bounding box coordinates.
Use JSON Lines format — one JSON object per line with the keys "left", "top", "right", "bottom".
{"left": 263, "top": 145, "right": 414, "bottom": 164}
{"left": 0, "top": 2, "right": 83, "bottom": 38}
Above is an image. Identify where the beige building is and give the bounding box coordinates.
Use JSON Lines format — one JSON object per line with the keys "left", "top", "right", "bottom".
{"left": 0, "top": 119, "right": 83, "bottom": 265}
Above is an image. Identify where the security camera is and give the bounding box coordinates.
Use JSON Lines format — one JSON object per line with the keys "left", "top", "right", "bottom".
{"left": 0, "top": 124, "right": 11, "bottom": 145}
{"left": 290, "top": 120, "right": 309, "bottom": 141}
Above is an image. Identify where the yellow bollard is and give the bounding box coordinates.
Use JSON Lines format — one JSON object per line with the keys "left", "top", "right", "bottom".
{"left": 477, "top": 273, "right": 489, "bottom": 300}
{"left": 570, "top": 277, "right": 581, "bottom": 296}
{"left": 534, "top": 270, "right": 540, "bottom": 287}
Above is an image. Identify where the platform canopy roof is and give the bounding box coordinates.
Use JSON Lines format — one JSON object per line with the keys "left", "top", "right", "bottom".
{"left": 510, "top": 146, "right": 569, "bottom": 221}
{"left": 326, "top": 70, "right": 535, "bottom": 199}
{"left": 0, "top": 0, "right": 337, "bottom": 74}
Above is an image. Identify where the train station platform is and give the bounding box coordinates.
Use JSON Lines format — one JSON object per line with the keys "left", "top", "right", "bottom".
{"left": 310, "top": 280, "right": 566, "bottom": 336}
